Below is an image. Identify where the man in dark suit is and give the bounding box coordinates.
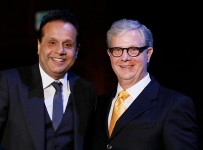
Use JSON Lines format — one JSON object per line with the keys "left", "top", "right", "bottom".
{"left": 0, "top": 9, "right": 97, "bottom": 150}
{"left": 92, "top": 19, "right": 198, "bottom": 149}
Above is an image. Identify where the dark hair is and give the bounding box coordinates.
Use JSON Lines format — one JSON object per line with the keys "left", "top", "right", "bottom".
{"left": 37, "top": 9, "right": 80, "bottom": 46}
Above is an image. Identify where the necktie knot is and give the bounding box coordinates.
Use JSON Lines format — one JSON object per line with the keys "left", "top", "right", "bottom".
{"left": 118, "top": 90, "right": 130, "bottom": 100}
{"left": 52, "top": 81, "right": 62, "bottom": 92}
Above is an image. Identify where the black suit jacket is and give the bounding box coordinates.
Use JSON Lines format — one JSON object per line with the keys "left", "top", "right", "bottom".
{"left": 0, "top": 64, "right": 97, "bottom": 150}
{"left": 92, "top": 77, "right": 198, "bottom": 150}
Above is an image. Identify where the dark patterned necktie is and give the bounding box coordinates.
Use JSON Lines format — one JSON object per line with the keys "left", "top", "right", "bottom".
{"left": 52, "top": 81, "right": 63, "bottom": 130}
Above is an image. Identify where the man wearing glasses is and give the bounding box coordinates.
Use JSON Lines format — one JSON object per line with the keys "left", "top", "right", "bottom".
{"left": 92, "top": 19, "right": 198, "bottom": 150}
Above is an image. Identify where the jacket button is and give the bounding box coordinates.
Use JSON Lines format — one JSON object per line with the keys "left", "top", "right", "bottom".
{"left": 107, "top": 144, "right": 112, "bottom": 149}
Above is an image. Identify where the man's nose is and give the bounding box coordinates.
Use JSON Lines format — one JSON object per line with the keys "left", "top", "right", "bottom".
{"left": 121, "top": 49, "right": 131, "bottom": 60}
{"left": 57, "top": 44, "right": 65, "bottom": 53}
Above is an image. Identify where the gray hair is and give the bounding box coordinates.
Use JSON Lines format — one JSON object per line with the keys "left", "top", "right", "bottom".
{"left": 107, "top": 19, "right": 153, "bottom": 48}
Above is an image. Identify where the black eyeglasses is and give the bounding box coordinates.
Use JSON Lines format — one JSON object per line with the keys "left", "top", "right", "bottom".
{"left": 108, "top": 46, "right": 148, "bottom": 57}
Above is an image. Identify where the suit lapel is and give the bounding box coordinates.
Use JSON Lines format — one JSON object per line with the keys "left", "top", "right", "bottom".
{"left": 110, "top": 79, "right": 159, "bottom": 138}
{"left": 18, "top": 64, "right": 45, "bottom": 150}
{"left": 67, "top": 73, "right": 83, "bottom": 150}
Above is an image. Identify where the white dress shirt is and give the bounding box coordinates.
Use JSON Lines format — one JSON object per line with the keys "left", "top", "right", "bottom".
{"left": 108, "top": 73, "right": 151, "bottom": 127}
{"left": 39, "top": 64, "right": 71, "bottom": 120}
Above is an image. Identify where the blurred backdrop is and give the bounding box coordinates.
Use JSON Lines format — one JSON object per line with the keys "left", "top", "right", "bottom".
{"left": 0, "top": 0, "right": 202, "bottom": 147}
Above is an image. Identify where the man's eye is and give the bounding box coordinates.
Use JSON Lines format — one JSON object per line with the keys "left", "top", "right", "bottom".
{"left": 114, "top": 48, "right": 122, "bottom": 51}
{"left": 49, "top": 41, "right": 56, "bottom": 45}
{"left": 64, "top": 43, "right": 73, "bottom": 48}
{"left": 129, "top": 47, "right": 138, "bottom": 51}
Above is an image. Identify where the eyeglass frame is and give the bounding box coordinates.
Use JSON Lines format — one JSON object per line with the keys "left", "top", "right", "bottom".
{"left": 108, "top": 46, "right": 148, "bottom": 57}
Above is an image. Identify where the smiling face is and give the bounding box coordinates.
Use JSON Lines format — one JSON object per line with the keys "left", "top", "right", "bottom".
{"left": 107, "top": 29, "right": 153, "bottom": 88}
{"left": 38, "top": 20, "right": 78, "bottom": 79}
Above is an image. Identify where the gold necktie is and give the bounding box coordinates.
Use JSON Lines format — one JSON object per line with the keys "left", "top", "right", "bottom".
{"left": 109, "top": 90, "right": 130, "bottom": 137}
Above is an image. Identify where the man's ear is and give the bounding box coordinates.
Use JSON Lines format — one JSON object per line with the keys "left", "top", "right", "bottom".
{"left": 107, "top": 49, "right": 111, "bottom": 57}
{"left": 75, "top": 50, "right": 78, "bottom": 58}
{"left": 147, "top": 47, "right": 153, "bottom": 62}
{"left": 75, "top": 45, "right": 80, "bottom": 58}
{"left": 75, "top": 43, "right": 80, "bottom": 58}
{"left": 37, "top": 40, "right": 40, "bottom": 54}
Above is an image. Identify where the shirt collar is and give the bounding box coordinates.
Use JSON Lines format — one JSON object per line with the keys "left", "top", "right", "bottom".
{"left": 117, "top": 73, "right": 151, "bottom": 98}
{"left": 39, "top": 64, "right": 68, "bottom": 89}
